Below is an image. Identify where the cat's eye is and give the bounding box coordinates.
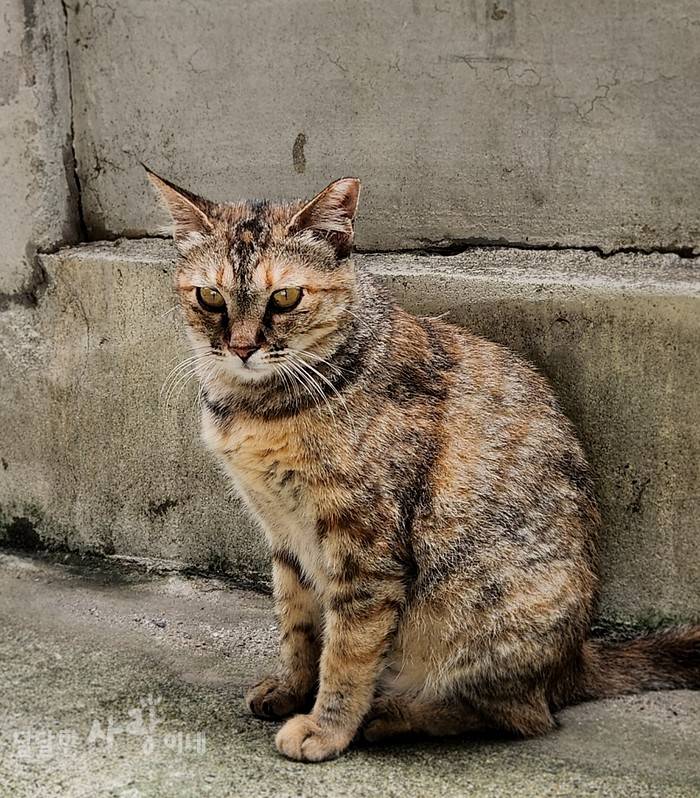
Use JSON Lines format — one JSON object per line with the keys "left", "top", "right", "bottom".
{"left": 269, "top": 287, "right": 303, "bottom": 312}
{"left": 196, "top": 286, "right": 226, "bottom": 312}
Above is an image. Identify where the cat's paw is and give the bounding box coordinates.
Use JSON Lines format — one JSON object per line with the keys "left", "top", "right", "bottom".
{"left": 275, "top": 714, "right": 350, "bottom": 762}
{"left": 245, "top": 676, "right": 306, "bottom": 720}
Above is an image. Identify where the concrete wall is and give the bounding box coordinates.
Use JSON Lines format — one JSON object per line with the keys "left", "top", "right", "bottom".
{"left": 64, "top": 0, "right": 700, "bottom": 252}
{"left": 1, "top": 241, "right": 697, "bottom": 623}
{"left": 0, "top": 0, "right": 80, "bottom": 298}
{"left": 0, "top": 240, "right": 268, "bottom": 588}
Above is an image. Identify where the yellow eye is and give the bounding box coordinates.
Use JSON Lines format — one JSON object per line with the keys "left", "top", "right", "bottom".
{"left": 269, "top": 287, "right": 303, "bottom": 312}
{"left": 196, "top": 286, "right": 226, "bottom": 311}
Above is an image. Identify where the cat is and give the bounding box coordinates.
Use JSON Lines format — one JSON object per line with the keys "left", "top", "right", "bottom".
{"left": 147, "top": 168, "right": 699, "bottom": 762}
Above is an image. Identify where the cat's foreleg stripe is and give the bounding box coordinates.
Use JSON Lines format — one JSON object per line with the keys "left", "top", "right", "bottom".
{"left": 271, "top": 547, "right": 313, "bottom": 591}
{"left": 247, "top": 557, "right": 321, "bottom": 721}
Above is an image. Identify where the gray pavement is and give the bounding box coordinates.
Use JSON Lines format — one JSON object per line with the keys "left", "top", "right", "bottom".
{"left": 1, "top": 551, "right": 698, "bottom": 798}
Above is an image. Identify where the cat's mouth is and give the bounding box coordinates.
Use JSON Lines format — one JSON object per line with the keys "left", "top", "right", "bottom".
{"left": 220, "top": 349, "right": 274, "bottom": 383}
{"left": 193, "top": 329, "right": 343, "bottom": 396}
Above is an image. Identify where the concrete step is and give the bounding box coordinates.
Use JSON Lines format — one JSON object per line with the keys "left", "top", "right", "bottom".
{"left": 1, "top": 551, "right": 699, "bottom": 798}
{"left": 0, "top": 240, "right": 698, "bottom": 623}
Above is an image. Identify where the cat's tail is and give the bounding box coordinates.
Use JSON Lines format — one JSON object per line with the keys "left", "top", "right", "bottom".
{"left": 570, "top": 625, "right": 700, "bottom": 702}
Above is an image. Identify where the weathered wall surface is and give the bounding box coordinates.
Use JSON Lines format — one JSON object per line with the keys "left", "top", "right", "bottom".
{"left": 1, "top": 241, "right": 697, "bottom": 623}
{"left": 0, "top": 0, "right": 80, "bottom": 298}
{"left": 65, "top": 0, "right": 700, "bottom": 252}
{"left": 0, "top": 241, "right": 267, "bottom": 587}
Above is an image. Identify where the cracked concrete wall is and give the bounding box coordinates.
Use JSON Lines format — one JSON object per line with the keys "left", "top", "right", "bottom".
{"left": 64, "top": 0, "right": 700, "bottom": 252}
{"left": 0, "top": 0, "right": 81, "bottom": 300}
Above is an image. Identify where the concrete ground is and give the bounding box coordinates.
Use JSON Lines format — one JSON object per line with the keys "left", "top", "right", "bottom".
{"left": 1, "top": 551, "right": 698, "bottom": 798}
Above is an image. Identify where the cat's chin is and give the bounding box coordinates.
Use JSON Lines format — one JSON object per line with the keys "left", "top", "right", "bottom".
{"left": 217, "top": 357, "right": 277, "bottom": 385}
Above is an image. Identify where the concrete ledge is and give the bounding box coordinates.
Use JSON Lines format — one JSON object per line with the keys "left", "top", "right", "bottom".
{"left": 0, "top": 240, "right": 698, "bottom": 622}
{"left": 0, "top": 0, "right": 80, "bottom": 296}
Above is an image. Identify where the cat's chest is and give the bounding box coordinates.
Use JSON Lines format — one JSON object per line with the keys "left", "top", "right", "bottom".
{"left": 204, "top": 413, "right": 319, "bottom": 498}
{"left": 202, "top": 411, "right": 330, "bottom": 587}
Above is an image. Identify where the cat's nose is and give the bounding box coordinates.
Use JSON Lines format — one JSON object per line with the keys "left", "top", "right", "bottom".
{"left": 230, "top": 344, "right": 259, "bottom": 363}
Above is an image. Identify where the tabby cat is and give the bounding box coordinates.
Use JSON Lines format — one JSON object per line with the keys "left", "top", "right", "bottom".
{"left": 148, "top": 168, "right": 699, "bottom": 762}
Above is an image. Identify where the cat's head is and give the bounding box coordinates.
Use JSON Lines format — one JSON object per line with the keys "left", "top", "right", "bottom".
{"left": 147, "top": 167, "right": 361, "bottom": 385}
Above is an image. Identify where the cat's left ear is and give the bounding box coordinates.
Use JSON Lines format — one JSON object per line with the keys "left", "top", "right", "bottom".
{"left": 144, "top": 165, "right": 214, "bottom": 253}
{"left": 287, "top": 177, "right": 361, "bottom": 258}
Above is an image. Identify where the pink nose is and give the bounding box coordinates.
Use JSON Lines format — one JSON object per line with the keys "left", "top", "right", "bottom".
{"left": 230, "top": 344, "right": 259, "bottom": 363}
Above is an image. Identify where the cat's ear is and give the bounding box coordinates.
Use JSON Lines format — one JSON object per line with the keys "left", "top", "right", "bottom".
{"left": 144, "top": 165, "right": 214, "bottom": 253}
{"left": 287, "top": 177, "right": 361, "bottom": 258}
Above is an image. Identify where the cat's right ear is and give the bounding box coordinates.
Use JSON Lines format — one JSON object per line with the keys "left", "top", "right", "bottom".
{"left": 144, "top": 165, "right": 214, "bottom": 253}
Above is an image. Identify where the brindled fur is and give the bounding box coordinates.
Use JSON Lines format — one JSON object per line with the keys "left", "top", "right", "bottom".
{"left": 147, "top": 168, "right": 699, "bottom": 762}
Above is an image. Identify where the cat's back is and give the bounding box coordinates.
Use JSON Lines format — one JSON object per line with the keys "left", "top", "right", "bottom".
{"left": 421, "top": 316, "right": 598, "bottom": 538}
{"left": 413, "top": 316, "right": 583, "bottom": 468}
{"left": 369, "top": 309, "right": 598, "bottom": 570}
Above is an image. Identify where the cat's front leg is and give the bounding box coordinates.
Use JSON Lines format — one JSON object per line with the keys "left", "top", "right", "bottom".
{"left": 246, "top": 550, "right": 321, "bottom": 720}
{"left": 275, "top": 547, "right": 404, "bottom": 762}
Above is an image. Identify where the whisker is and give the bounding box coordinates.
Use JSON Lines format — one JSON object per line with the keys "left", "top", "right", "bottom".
{"left": 169, "top": 355, "right": 217, "bottom": 407}
{"left": 288, "top": 347, "right": 353, "bottom": 380}
{"left": 286, "top": 350, "right": 354, "bottom": 431}
{"left": 165, "top": 345, "right": 212, "bottom": 364}
{"left": 193, "top": 361, "right": 218, "bottom": 414}
{"left": 171, "top": 370, "right": 199, "bottom": 405}
{"left": 286, "top": 355, "right": 351, "bottom": 431}
{"left": 160, "top": 352, "right": 212, "bottom": 399}
{"left": 285, "top": 358, "right": 324, "bottom": 404}
{"left": 338, "top": 305, "right": 363, "bottom": 322}
{"left": 193, "top": 380, "right": 203, "bottom": 414}
{"left": 285, "top": 358, "right": 330, "bottom": 416}
{"left": 164, "top": 365, "right": 199, "bottom": 407}
{"left": 281, "top": 360, "right": 321, "bottom": 412}
{"left": 337, "top": 306, "right": 379, "bottom": 340}
{"left": 161, "top": 364, "right": 197, "bottom": 403}
{"left": 160, "top": 349, "right": 220, "bottom": 409}
{"left": 337, "top": 305, "right": 370, "bottom": 325}
{"left": 272, "top": 363, "right": 295, "bottom": 406}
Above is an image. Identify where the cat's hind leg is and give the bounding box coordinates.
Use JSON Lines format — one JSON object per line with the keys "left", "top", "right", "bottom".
{"left": 361, "top": 686, "right": 557, "bottom": 743}
{"left": 361, "top": 693, "right": 484, "bottom": 742}
{"left": 472, "top": 688, "right": 557, "bottom": 738}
